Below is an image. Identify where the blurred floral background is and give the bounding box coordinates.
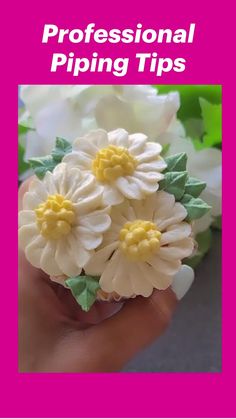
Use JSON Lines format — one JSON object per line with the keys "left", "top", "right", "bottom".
{"left": 18, "top": 85, "right": 222, "bottom": 270}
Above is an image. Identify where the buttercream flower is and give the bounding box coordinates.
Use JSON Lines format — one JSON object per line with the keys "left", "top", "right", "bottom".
{"left": 63, "top": 128, "right": 167, "bottom": 205}
{"left": 18, "top": 163, "right": 111, "bottom": 277}
{"left": 167, "top": 137, "right": 222, "bottom": 233}
{"left": 84, "top": 191, "right": 194, "bottom": 298}
{"left": 20, "top": 85, "right": 179, "bottom": 159}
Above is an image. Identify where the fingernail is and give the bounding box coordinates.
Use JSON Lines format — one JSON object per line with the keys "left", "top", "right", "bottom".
{"left": 171, "top": 265, "right": 194, "bottom": 300}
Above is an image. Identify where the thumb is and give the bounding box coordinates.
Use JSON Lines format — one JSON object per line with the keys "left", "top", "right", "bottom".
{"left": 77, "top": 288, "right": 177, "bottom": 371}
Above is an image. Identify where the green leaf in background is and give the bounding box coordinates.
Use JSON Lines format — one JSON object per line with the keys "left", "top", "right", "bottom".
{"left": 185, "top": 177, "right": 206, "bottom": 198}
{"left": 192, "top": 138, "right": 207, "bottom": 150}
{"left": 18, "top": 117, "right": 34, "bottom": 177}
{"left": 164, "top": 152, "right": 187, "bottom": 172}
{"left": 18, "top": 143, "right": 30, "bottom": 175}
{"left": 66, "top": 276, "right": 100, "bottom": 312}
{"left": 28, "top": 156, "right": 57, "bottom": 180}
{"left": 18, "top": 116, "right": 34, "bottom": 135}
{"left": 159, "top": 171, "right": 188, "bottom": 200}
{"left": 181, "top": 194, "right": 211, "bottom": 221}
{"left": 199, "top": 98, "right": 222, "bottom": 147}
{"left": 154, "top": 85, "right": 222, "bottom": 149}
{"left": 51, "top": 137, "right": 72, "bottom": 162}
{"left": 212, "top": 215, "right": 222, "bottom": 230}
{"left": 154, "top": 85, "right": 222, "bottom": 120}
{"left": 183, "top": 118, "right": 204, "bottom": 140}
{"left": 18, "top": 124, "right": 29, "bottom": 136}
{"left": 184, "top": 228, "right": 212, "bottom": 269}
{"left": 161, "top": 143, "right": 170, "bottom": 156}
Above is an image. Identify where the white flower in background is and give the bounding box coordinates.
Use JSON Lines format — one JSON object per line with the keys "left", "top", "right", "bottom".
{"left": 63, "top": 128, "right": 166, "bottom": 205}
{"left": 20, "top": 85, "right": 180, "bottom": 159}
{"left": 85, "top": 191, "right": 194, "bottom": 298}
{"left": 167, "top": 137, "right": 222, "bottom": 233}
{"left": 18, "top": 163, "right": 111, "bottom": 278}
{"left": 94, "top": 85, "right": 179, "bottom": 140}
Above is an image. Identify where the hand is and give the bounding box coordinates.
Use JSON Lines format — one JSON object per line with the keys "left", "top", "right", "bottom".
{"left": 19, "top": 178, "right": 177, "bottom": 372}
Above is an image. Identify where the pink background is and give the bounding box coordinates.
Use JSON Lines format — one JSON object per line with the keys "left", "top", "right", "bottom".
{"left": 1, "top": 0, "right": 230, "bottom": 417}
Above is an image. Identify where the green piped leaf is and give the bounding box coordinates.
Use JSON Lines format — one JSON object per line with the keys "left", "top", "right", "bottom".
{"left": 164, "top": 152, "right": 187, "bottom": 173}
{"left": 160, "top": 171, "right": 188, "bottom": 200}
{"left": 161, "top": 152, "right": 209, "bottom": 217}
{"left": 28, "top": 156, "right": 57, "bottom": 180}
{"left": 181, "top": 194, "right": 211, "bottom": 221}
{"left": 185, "top": 177, "right": 206, "bottom": 198}
{"left": 65, "top": 276, "right": 100, "bottom": 312}
{"left": 51, "top": 137, "right": 72, "bottom": 162}
{"left": 29, "top": 137, "right": 72, "bottom": 179}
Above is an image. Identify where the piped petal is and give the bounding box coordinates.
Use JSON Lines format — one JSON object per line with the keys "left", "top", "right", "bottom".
{"left": 85, "top": 242, "right": 119, "bottom": 276}
{"left": 161, "top": 223, "right": 192, "bottom": 245}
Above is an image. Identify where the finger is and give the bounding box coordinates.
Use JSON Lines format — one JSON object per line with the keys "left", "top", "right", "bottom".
{"left": 80, "top": 288, "right": 177, "bottom": 371}
{"left": 89, "top": 301, "right": 124, "bottom": 324}
{"left": 70, "top": 301, "right": 124, "bottom": 325}
{"left": 55, "top": 284, "right": 123, "bottom": 324}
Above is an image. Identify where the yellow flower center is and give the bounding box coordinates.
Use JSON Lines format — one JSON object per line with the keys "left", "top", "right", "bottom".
{"left": 35, "top": 194, "right": 75, "bottom": 240}
{"left": 92, "top": 145, "right": 137, "bottom": 182}
{"left": 119, "top": 220, "right": 162, "bottom": 262}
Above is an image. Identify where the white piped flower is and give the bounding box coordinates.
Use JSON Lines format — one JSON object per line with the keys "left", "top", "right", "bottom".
{"left": 63, "top": 129, "right": 166, "bottom": 205}
{"left": 85, "top": 191, "right": 194, "bottom": 298}
{"left": 18, "top": 163, "right": 111, "bottom": 277}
